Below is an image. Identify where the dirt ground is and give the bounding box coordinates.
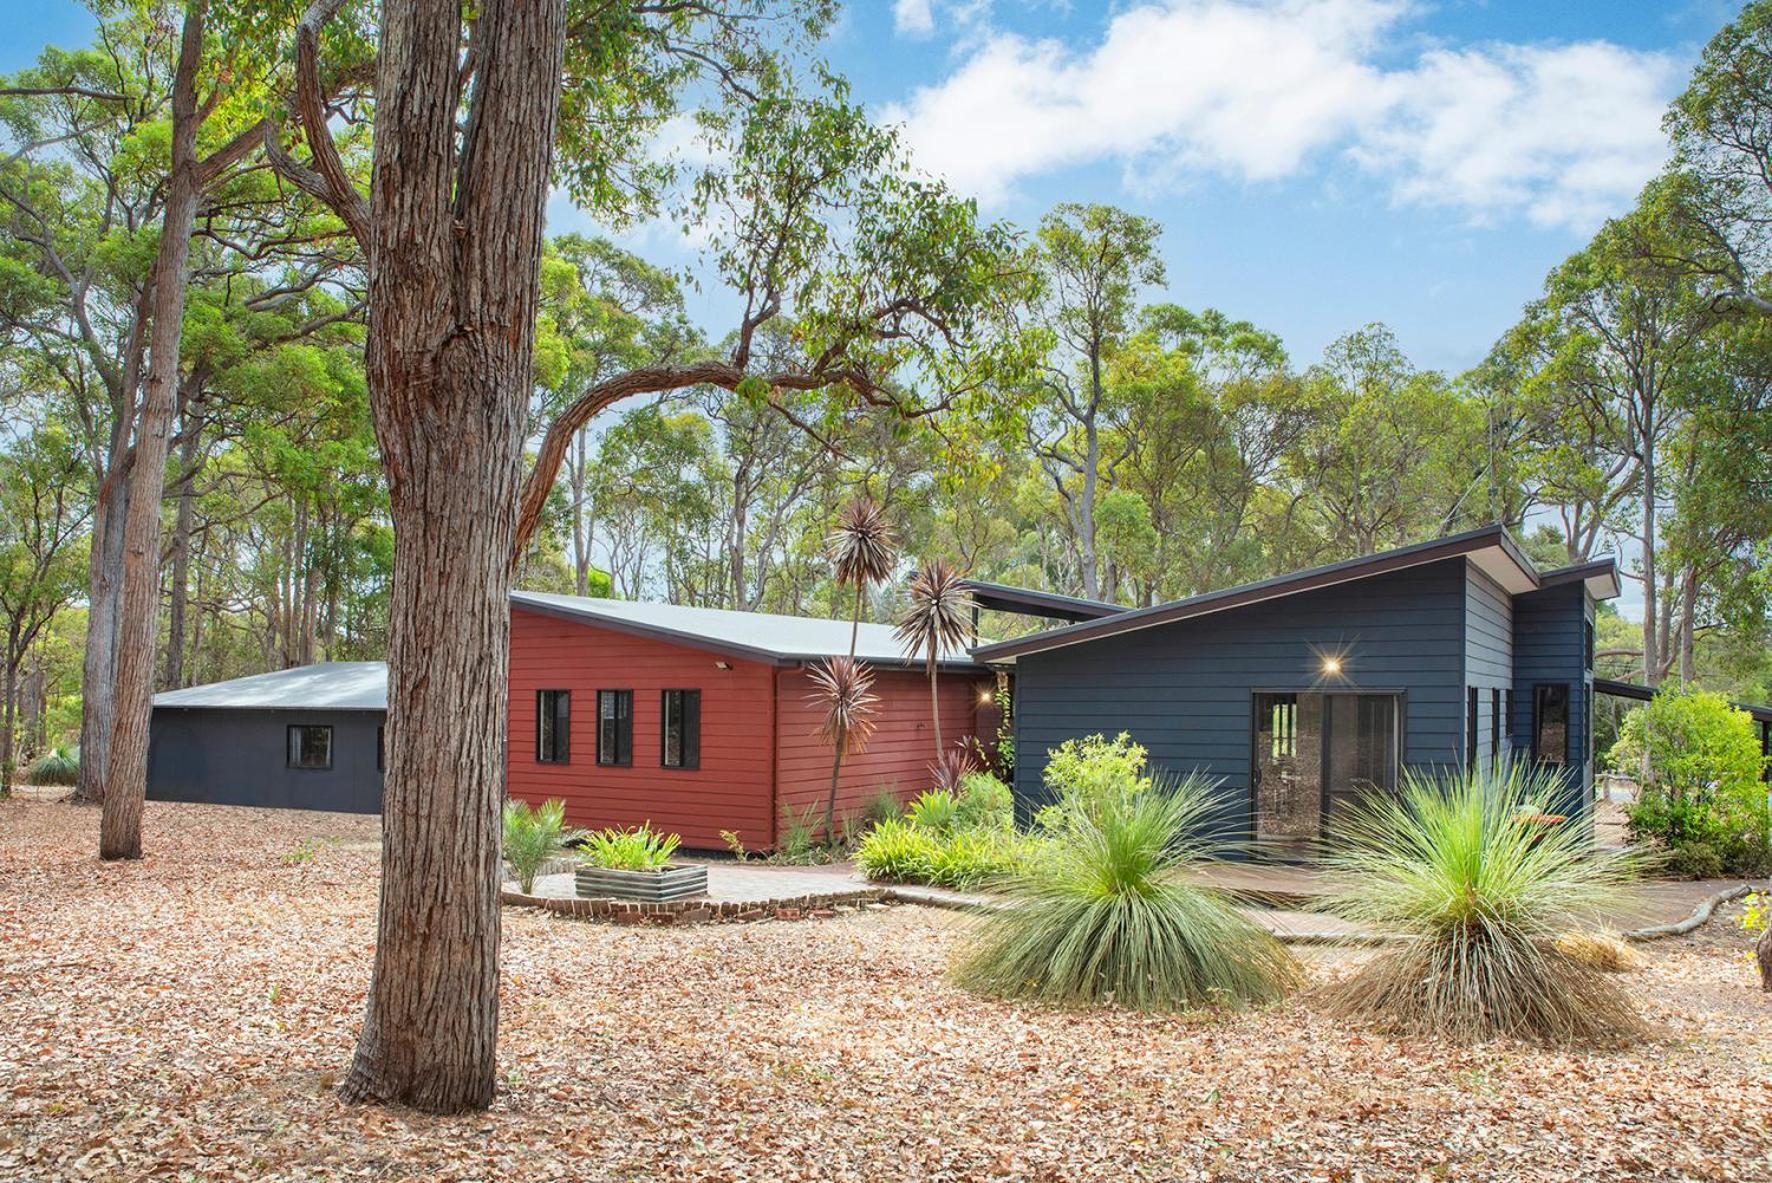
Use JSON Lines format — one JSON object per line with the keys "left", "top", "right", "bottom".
{"left": 1, "top": 799, "right": 1768, "bottom": 1182}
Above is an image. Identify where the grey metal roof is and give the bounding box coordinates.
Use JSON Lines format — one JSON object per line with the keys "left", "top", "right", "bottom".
{"left": 961, "top": 579, "right": 1125, "bottom": 622}
{"left": 510, "top": 590, "right": 984, "bottom": 670}
{"left": 153, "top": 662, "right": 388, "bottom": 711}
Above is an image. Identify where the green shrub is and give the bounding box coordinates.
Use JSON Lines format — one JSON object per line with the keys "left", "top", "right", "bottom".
{"left": 955, "top": 771, "right": 1013, "bottom": 831}
{"left": 1612, "top": 689, "right": 1769, "bottom": 875}
{"left": 952, "top": 771, "right": 1300, "bottom": 1012}
{"left": 1036, "top": 732, "right": 1151, "bottom": 828}
{"left": 923, "top": 827, "right": 1025, "bottom": 889}
{"left": 1318, "top": 761, "right": 1643, "bottom": 1045}
{"left": 775, "top": 800, "right": 828, "bottom": 862}
{"left": 864, "top": 787, "right": 903, "bottom": 826}
{"left": 856, "top": 817, "right": 940, "bottom": 882}
{"left": 25, "top": 745, "right": 80, "bottom": 787}
{"left": 578, "top": 822, "right": 681, "bottom": 871}
{"left": 502, "top": 799, "right": 578, "bottom": 892}
{"left": 907, "top": 789, "right": 959, "bottom": 832}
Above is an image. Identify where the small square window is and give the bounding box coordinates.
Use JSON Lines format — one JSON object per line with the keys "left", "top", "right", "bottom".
{"left": 287, "top": 725, "right": 333, "bottom": 770}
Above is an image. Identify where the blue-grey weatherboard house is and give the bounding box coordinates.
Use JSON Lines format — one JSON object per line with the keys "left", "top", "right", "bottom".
{"left": 148, "top": 662, "right": 387, "bottom": 813}
{"left": 968, "top": 526, "right": 1622, "bottom": 854}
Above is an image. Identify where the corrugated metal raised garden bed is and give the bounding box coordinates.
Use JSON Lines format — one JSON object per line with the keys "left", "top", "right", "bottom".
{"left": 575, "top": 862, "right": 708, "bottom": 902}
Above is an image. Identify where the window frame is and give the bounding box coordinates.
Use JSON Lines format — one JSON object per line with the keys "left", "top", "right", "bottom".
{"left": 536, "top": 689, "right": 571, "bottom": 765}
{"left": 1533, "top": 683, "right": 1570, "bottom": 767}
{"left": 286, "top": 724, "right": 334, "bottom": 771}
{"left": 660, "top": 689, "right": 702, "bottom": 770}
{"left": 1467, "top": 686, "right": 1480, "bottom": 767}
{"left": 596, "top": 689, "right": 633, "bottom": 767}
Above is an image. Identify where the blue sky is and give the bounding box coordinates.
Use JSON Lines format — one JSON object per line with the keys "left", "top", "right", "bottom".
{"left": 5, "top": 1, "right": 1736, "bottom": 373}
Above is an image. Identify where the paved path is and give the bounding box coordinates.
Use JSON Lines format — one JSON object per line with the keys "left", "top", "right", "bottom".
{"left": 519, "top": 855, "right": 1759, "bottom": 942}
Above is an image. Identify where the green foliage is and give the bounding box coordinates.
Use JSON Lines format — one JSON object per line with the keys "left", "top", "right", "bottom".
{"left": 855, "top": 816, "right": 1026, "bottom": 889}
{"left": 503, "top": 799, "right": 579, "bottom": 892}
{"left": 24, "top": 745, "right": 79, "bottom": 786}
{"left": 1317, "top": 762, "right": 1643, "bottom": 1045}
{"left": 720, "top": 829, "right": 750, "bottom": 861}
{"left": 952, "top": 772, "right": 1300, "bottom": 1012}
{"left": 1037, "top": 732, "right": 1152, "bottom": 827}
{"left": 954, "top": 772, "right": 1014, "bottom": 831}
{"left": 577, "top": 822, "right": 682, "bottom": 872}
{"left": 1612, "top": 690, "right": 1770, "bottom": 876}
{"left": 906, "top": 789, "right": 959, "bottom": 833}
{"left": 863, "top": 787, "right": 903, "bottom": 827}
{"left": 775, "top": 800, "right": 834, "bottom": 864}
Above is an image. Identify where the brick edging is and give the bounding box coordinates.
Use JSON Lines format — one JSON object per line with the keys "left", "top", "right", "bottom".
{"left": 500, "top": 885, "right": 889, "bottom": 925}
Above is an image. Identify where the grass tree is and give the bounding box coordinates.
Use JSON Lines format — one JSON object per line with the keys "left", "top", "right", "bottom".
{"left": 1317, "top": 761, "right": 1644, "bottom": 1045}
{"left": 895, "top": 559, "right": 974, "bottom": 763}
{"left": 807, "top": 656, "right": 879, "bottom": 843}
{"left": 829, "top": 496, "right": 895, "bottom": 658}
{"left": 954, "top": 770, "right": 1300, "bottom": 1011}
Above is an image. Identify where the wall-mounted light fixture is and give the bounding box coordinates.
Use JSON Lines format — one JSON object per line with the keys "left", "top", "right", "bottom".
{"left": 978, "top": 688, "right": 995, "bottom": 705}
{"left": 1321, "top": 656, "right": 1343, "bottom": 677}
{"left": 714, "top": 660, "right": 731, "bottom": 670}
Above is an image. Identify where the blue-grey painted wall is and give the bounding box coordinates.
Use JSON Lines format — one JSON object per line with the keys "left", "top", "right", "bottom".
{"left": 1464, "top": 565, "right": 1515, "bottom": 776}
{"left": 1010, "top": 557, "right": 1473, "bottom": 833}
{"left": 1510, "top": 582, "right": 1594, "bottom": 818}
{"left": 147, "top": 707, "right": 385, "bottom": 814}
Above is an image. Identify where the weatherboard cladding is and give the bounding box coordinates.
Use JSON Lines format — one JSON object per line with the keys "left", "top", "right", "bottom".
{"left": 506, "top": 605, "right": 985, "bottom": 851}
{"left": 1511, "top": 580, "right": 1594, "bottom": 816}
{"left": 146, "top": 707, "right": 383, "bottom": 814}
{"left": 1009, "top": 557, "right": 1471, "bottom": 835}
{"left": 1463, "top": 563, "right": 1515, "bottom": 775}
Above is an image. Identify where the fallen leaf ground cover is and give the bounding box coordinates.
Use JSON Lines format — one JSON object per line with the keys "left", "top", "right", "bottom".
{"left": 1, "top": 799, "right": 1768, "bottom": 1182}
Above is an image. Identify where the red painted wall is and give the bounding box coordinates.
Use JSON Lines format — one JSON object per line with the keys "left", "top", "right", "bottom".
{"left": 507, "top": 606, "right": 988, "bottom": 851}
{"left": 507, "top": 607, "right": 776, "bottom": 850}
{"left": 775, "top": 666, "right": 985, "bottom": 832}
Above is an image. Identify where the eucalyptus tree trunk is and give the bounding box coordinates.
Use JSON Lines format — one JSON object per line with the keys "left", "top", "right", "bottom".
{"left": 337, "top": 0, "right": 565, "bottom": 1114}
{"left": 163, "top": 391, "right": 205, "bottom": 689}
{"left": 74, "top": 472, "right": 127, "bottom": 804}
{"left": 99, "top": 1, "right": 207, "bottom": 859}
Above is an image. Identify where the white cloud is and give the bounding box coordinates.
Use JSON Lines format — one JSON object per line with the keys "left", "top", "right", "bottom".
{"left": 895, "top": 0, "right": 937, "bottom": 37}
{"left": 883, "top": 0, "right": 1682, "bottom": 232}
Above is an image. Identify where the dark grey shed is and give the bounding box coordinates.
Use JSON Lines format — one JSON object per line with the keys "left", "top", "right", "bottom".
{"left": 148, "top": 662, "right": 387, "bottom": 814}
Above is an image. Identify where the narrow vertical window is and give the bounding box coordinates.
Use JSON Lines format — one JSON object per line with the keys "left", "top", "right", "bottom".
{"left": 1505, "top": 688, "right": 1515, "bottom": 748}
{"left": 660, "top": 689, "right": 701, "bottom": 769}
{"left": 1490, "top": 688, "right": 1502, "bottom": 759}
{"left": 536, "top": 690, "right": 571, "bottom": 764}
{"left": 287, "top": 725, "right": 333, "bottom": 770}
{"left": 376, "top": 725, "right": 384, "bottom": 771}
{"left": 597, "top": 689, "right": 633, "bottom": 766}
{"left": 1534, "top": 684, "right": 1569, "bottom": 766}
{"left": 1467, "top": 687, "right": 1479, "bottom": 767}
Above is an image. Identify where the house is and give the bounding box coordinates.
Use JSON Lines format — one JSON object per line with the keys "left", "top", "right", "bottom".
{"left": 505, "top": 591, "right": 990, "bottom": 850}
{"left": 148, "top": 662, "right": 387, "bottom": 814}
{"left": 969, "top": 526, "right": 1620, "bottom": 853}
{"left": 150, "top": 595, "right": 990, "bottom": 845}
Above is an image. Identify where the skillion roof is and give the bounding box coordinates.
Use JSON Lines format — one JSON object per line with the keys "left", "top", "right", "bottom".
{"left": 971, "top": 526, "right": 1620, "bottom": 664}
{"left": 153, "top": 662, "right": 389, "bottom": 711}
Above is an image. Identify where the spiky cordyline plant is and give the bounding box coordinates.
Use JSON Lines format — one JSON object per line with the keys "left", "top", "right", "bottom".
{"left": 953, "top": 771, "right": 1301, "bottom": 1012}
{"left": 895, "top": 559, "right": 974, "bottom": 761}
{"left": 808, "top": 656, "right": 879, "bottom": 842}
{"left": 1316, "top": 761, "right": 1644, "bottom": 1045}
{"left": 829, "top": 496, "right": 895, "bottom": 659}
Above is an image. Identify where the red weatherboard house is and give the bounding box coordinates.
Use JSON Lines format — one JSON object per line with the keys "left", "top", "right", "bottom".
{"left": 506, "top": 591, "right": 993, "bottom": 851}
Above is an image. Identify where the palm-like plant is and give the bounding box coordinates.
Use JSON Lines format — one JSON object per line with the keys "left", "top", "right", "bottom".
{"left": 828, "top": 496, "right": 895, "bottom": 659}
{"left": 807, "top": 656, "right": 879, "bottom": 843}
{"left": 895, "top": 559, "right": 974, "bottom": 762}
{"left": 1317, "top": 761, "right": 1644, "bottom": 1045}
{"left": 502, "top": 798, "right": 579, "bottom": 894}
{"left": 953, "top": 771, "right": 1301, "bottom": 1012}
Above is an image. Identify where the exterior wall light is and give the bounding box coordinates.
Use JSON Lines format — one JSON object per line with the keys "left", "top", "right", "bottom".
{"left": 1321, "top": 656, "right": 1343, "bottom": 676}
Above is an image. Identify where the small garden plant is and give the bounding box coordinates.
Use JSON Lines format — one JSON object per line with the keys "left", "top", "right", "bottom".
{"left": 503, "top": 798, "right": 579, "bottom": 893}
{"left": 952, "top": 767, "right": 1301, "bottom": 1012}
{"left": 858, "top": 770, "right": 1026, "bottom": 888}
{"left": 1317, "top": 761, "right": 1643, "bottom": 1045}
{"left": 25, "top": 745, "right": 80, "bottom": 787}
{"left": 578, "top": 822, "right": 681, "bottom": 872}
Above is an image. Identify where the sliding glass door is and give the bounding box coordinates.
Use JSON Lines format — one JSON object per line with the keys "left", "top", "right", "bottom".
{"left": 1254, "top": 691, "right": 1400, "bottom": 853}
